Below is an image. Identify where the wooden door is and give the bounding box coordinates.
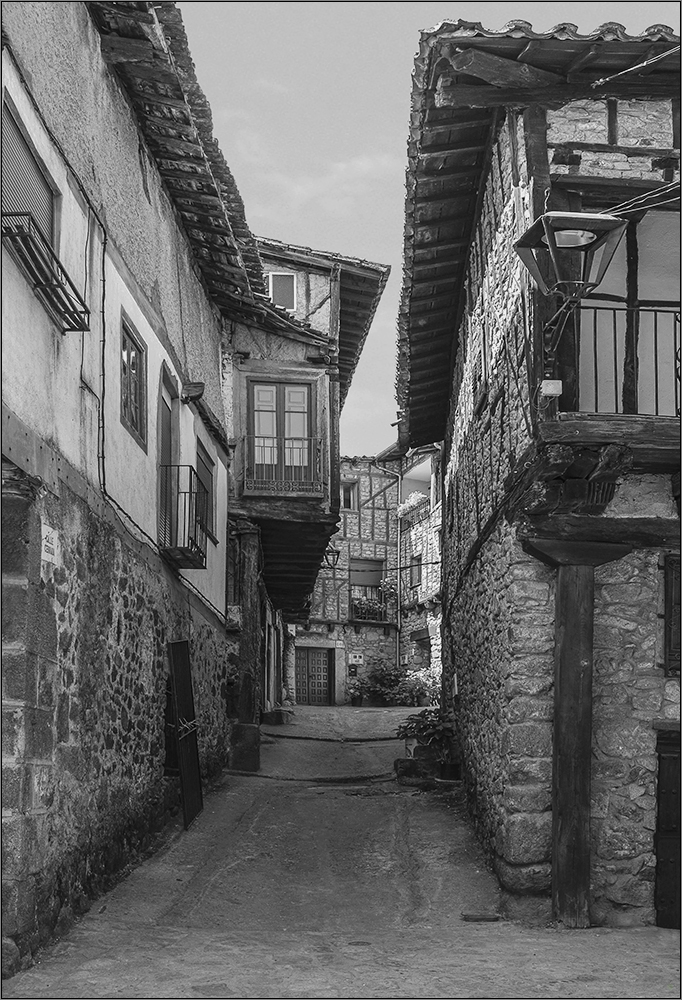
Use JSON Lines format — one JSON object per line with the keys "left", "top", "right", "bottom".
{"left": 295, "top": 648, "right": 331, "bottom": 705}
{"left": 167, "top": 640, "right": 203, "bottom": 830}
{"left": 655, "top": 729, "right": 680, "bottom": 928}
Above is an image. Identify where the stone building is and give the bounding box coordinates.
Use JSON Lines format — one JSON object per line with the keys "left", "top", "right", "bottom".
{"left": 0, "top": 1, "right": 385, "bottom": 974}
{"left": 295, "top": 456, "right": 400, "bottom": 704}
{"left": 397, "top": 19, "right": 680, "bottom": 928}
{"left": 387, "top": 444, "right": 444, "bottom": 685}
{"left": 295, "top": 447, "right": 444, "bottom": 706}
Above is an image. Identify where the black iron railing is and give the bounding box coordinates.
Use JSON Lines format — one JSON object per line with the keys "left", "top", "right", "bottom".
{"left": 578, "top": 305, "right": 680, "bottom": 416}
{"left": 159, "top": 465, "right": 208, "bottom": 570}
{"left": 244, "top": 435, "right": 323, "bottom": 495}
{"left": 350, "top": 585, "right": 388, "bottom": 622}
{"left": 1, "top": 212, "right": 90, "bottom": 332}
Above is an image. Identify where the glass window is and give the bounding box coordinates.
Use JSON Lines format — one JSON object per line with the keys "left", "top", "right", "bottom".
{"left": 268, "top": 272, "right": 296, "bottom": 310}
{"left": 252, "top": 382, "right": 310, "bottom": 475}
{"left": 121, "top": 320, "right": 147, "bottom": 447}
{"left": 410, "top": 555, "right": 422, "bottom": 589}
{"left": 341, "top": 482, "right": 358, "bottom": 509}
{"left": 196, "top": 440, "right": 215, "bottom": 538}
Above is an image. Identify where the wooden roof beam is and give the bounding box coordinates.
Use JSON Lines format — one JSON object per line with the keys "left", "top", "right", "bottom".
{"left": 435, "top": 77, "right": 679, "bottom": 108}
{"left": 447, "top": 47, "right": 565, "bottom": 87}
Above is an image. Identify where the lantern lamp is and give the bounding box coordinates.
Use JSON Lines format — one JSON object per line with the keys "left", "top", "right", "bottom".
{"left": 514, "top": 212, "right": 627, "bottom": 298}
{"left": 324, "top": 544, "right": 341, "bottom": 569}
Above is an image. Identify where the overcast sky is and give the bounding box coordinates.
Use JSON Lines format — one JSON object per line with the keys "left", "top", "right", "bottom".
{"left": 179, "top": 2, "right": 680, "bottom": 456}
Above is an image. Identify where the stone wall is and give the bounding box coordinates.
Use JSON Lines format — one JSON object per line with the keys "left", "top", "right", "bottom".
{"left": 2, "top": 463, "right": 239, "bottom": 972}
{"left": 590, "top": 547, "right": 679, "bottom": 926}
{"left": 444, "top": 519, "right": 554, "bottom": 892}
{"left": 445, "top": 510, "right": 679, "bottom": 924}
{"left": 443, "top": 113, "right": 534, "bottom": 580}
{"left": 548, "top": 98, "right": 679, "bottom": 185}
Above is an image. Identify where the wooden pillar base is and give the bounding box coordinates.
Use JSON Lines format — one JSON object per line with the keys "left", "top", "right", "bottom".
{"left": 524, "top": 537, "right": 631, "bottom": 928}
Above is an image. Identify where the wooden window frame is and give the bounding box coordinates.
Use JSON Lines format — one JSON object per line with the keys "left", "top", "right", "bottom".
{"left": 341, "top": 481, "right": 358, "bottom": 510}
{"left": 196, "top": 438, "right": 217, "bottom": 544}
{"left": 120, "top": 317, "right": 148, "bottom": 451}
{"left": 410, "top": 555, "right": 423, "bottom": 589}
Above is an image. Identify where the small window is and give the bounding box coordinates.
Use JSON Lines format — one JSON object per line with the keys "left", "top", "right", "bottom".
{"left": 410, "top": 555, "right": 422, "bottom": 589}
{"left": 341, "top": 482, "right": 358, "bottom": 510}
{"left": 196, "top": 440, "right": 215, "bottom": 540}
{"left": 268, "top": 272, "right": 296, "bottom": 311}
{"left": 120, "top": 320, "right": 147, "bottom": 448}
{"left": 1, "top": 102, "right": 54, "bottom": 244}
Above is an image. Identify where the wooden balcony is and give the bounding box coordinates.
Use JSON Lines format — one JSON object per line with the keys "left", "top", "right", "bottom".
{"left": 542, "top": 304, "right": 681, "bottom": 475}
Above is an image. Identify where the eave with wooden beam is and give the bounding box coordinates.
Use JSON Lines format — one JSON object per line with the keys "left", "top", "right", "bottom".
{"left": 256, "top": 238, "right": 390, "bottom": 407}
{"left": 397, "top": 18, "right": 680, "bottom": 450}
{"left": 398, "top": 17, "right": 680, "bottom": 930}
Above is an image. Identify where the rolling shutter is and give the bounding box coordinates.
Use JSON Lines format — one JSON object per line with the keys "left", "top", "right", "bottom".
{"left": 2, "top": 103, "right": 54, "bottom": 244}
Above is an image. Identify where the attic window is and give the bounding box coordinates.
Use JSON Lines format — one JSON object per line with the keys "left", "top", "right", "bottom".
{"left": 268, "top": 272, "right": 296, "bottom": 311}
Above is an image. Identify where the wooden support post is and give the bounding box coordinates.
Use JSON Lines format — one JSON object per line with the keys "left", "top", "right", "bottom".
{"left": 522, "top": 538, "right": 632, "bottom": 927}
{"left": 554, "top": 562, "right": 594, "bottom": 926}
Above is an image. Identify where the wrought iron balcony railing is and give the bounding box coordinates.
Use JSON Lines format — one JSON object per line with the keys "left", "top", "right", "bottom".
{"left": 350, "top": 585, "right": 389, "bottom": 622}
{"left": 243, "top": 435, "right": 324, "bottom": 496}
{"left": 1, "top": 212, "right": 90, "bottom": 332}
{"left": 577, "top": 304, "right": 680, "bottom": 416}
{"left": 159, "top": 465, "right": 208, "bottom": 570}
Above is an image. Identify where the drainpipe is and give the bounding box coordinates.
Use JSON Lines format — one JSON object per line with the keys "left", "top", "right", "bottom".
{"left": 371, "top": 461, "right": 402, "bottom": 672}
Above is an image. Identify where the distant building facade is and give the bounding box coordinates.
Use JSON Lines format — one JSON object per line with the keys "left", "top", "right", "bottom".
{"left": 295, "top": 456, "right": 400, "bottom": 704}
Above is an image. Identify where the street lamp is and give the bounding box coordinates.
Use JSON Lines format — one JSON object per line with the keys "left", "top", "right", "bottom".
{"left": 514, "top": 212, "right": 627, "bottom": 299}
{"left": 514, "top": 212, "right": 628, "bottom": 381}
{"left": 323, "top": 544, "right": 341, "bottom": 569}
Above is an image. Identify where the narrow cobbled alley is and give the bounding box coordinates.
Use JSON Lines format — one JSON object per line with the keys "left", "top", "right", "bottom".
{"left": 3, "top": 708, "right": 679, "bottom": 1000}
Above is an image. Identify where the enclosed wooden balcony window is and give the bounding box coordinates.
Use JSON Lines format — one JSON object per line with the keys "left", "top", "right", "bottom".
{"left": 244, "top": 382, "right": 323, "bottom": 496}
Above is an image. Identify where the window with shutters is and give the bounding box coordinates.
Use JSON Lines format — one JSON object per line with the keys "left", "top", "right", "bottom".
{"left": 120, "top": 319, "right": 147, "bottom": 449}
{"left": 1, "top": 102, "right": 54, "bottom": 243}
{"left": 195, "top": 439, "right": 216, "bottom": 540}
{"left": 1, "top": 101, "right": 89, "bottom": 332}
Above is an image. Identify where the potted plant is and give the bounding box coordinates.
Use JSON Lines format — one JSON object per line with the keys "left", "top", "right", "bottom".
{"left": 395, "top": 708, "right": 456, "bottom": 771}
{"left": 346, "top": 676, "right": 368, "bottom": 707}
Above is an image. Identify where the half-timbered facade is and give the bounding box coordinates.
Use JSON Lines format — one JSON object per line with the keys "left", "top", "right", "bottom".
{"left": 398, "top": 19, "right": 680, "bottom": 928}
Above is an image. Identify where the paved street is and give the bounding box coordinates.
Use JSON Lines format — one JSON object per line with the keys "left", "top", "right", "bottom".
{"left": 3, "top": 708, "right": 680, "bottom": 999}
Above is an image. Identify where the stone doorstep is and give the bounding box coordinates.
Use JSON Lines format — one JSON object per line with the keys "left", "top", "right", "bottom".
{"left": 260, "top": 708, "right": 294, "bottom": 725}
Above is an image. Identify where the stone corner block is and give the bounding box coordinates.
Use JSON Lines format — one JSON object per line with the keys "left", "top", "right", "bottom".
{"left": 494, "top": 855, "right": 552, "bottom": 895}
{"left": 496, "top": 812, "right": 552, "bottom": 865}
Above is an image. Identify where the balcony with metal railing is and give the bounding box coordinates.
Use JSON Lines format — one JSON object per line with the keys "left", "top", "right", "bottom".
{"left": 349, "top": 585, "right": 390, "bottom": 622}
{"left": 243, "top": 435, "right": 324, "bottom": 496}
{"left": 1, "top": 212, "right": 90, "bottom": 332}
{"left": 158, "top": 465, "right": 208, "bottom": 570}
{"left": 577, "top": 304, "right": 680, "bottom": 416}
